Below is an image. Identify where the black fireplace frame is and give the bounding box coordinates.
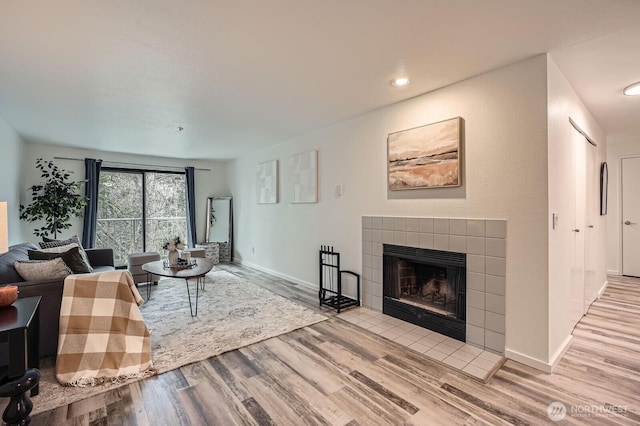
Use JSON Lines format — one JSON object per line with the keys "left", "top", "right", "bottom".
{"left": 383, "top": 244, "right": 466, "bottom": 341}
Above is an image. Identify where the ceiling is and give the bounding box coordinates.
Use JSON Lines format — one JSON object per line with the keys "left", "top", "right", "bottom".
{"left": 0, "top": 0, "right": 639, "bottom": 160}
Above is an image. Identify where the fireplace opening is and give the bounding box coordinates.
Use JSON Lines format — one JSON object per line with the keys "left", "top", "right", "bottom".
{"left": 383, "top": 245, "right": 466, "bottom": 341}
{"left": 396, "top": 261, "right": 457, "bottom": 317}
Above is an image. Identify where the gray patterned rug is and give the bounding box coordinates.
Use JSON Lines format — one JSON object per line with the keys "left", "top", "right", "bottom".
{"left": 30, "top": 270, "right": 327, "bottom": 415}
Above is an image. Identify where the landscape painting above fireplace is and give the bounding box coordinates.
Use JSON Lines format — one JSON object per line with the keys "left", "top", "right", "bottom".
{"left": 387, "top": 117, "right": 462, "bottom": 190}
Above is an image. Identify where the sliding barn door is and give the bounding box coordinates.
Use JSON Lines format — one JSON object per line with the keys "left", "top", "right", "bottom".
{"left": 583, "top": 142, "right": 598, "bottom": 309}
{"left": 569, "top": 128, "right": 586, "bottom": 329}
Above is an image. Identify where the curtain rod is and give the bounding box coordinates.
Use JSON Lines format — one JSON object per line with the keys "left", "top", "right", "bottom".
{"left": 53, "top": 156, "right": 211, "bottom": 172}
{"left": 569, "top": 118, "right": 597, "bottom": 147}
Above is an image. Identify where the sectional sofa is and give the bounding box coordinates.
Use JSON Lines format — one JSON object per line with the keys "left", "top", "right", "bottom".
{"left": 0, "top": 243, "right": 115, "bottom": 358}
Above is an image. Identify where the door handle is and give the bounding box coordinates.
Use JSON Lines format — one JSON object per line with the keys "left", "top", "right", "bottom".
{"left": 624, "top": 221, "right": 637, "bottom": 225}
{"left": 588, "top": 225, "right": 594, "bottom": 228}
{"left": 573, "top": 229, "right": 580, "bottom": 233}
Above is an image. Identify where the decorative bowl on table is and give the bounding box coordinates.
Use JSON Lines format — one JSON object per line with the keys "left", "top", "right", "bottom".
{"left": 0, "top": 285, "right": 18, "bottom": 308}
{"left": 163, "top": 258, "right": 197, "bottom": 270}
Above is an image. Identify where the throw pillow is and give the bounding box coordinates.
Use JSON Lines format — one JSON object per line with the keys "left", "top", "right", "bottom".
{"left": 41, "top": 235, "right": 81, "bottom": 246}
{"left": 28, "top": 245, "right": 92, "bottom": 274}
{"left": 36, "top": 243, "right": 77, "bottom": 253}
{"left": 14, "top": 258, "right": 72, "bottom": 281}
{"left": 39, "top": 237, "right": 93, "bottom": 272}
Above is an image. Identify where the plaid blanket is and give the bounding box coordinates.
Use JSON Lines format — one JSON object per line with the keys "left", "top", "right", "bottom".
{"left": 56, "top": 270, "right": 157, "bottom": 386}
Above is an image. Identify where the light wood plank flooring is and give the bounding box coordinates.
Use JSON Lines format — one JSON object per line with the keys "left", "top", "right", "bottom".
{"left": 29, "top": 268, "right": 640, "bottom": 425}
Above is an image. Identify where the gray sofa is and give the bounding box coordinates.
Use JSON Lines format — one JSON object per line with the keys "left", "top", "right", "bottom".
{"left": 0, "top": 242, "right": 115, "bottom": 359}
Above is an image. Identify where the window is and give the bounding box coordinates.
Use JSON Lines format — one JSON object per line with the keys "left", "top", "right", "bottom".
{"left": 96, "top": 169, "right": 187, "bottom": 266}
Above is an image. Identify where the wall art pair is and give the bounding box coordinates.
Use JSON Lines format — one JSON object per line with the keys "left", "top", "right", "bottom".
{"left": 256, "top": 150, "right": 317, "bottom": 204}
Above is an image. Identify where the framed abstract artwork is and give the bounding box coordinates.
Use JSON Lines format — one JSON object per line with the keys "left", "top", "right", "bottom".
{"left": 387, "top": 117, "right": 462, "bottom": 190}
{"left": 289, "top": 150, "right": 317, "bottom": 203}
{"left": 256, "top": 160, "right": 278, "bottom": 204}
{"left": 600, "top": 161, "right": 608, "bottom": 215}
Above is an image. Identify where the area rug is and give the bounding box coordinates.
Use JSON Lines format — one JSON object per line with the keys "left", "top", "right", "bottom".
{"left": 29, "top": 270, "right": 327, "bottom": 415}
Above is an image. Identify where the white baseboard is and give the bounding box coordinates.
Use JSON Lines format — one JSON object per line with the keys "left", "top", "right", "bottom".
{"left": 505, "top": 334, "right": 572, "bottom": 374}
{"left": 504, "top": 349, "right": 553, "bottom": 373}
{"left": 606, "top": 269, "right": 620, "bottom": 276}
{"left": 234, "top": 260, "right": 316, "bottom": 290}
{"left": 597, "top": 279, "right": 608, "bottom": 299}
{"left": 549, "top": 334, "right": 573, "bottom": 372}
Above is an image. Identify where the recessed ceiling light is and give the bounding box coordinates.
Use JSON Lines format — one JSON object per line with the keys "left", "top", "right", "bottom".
{"left": 392, "top": 77, "right": 410, "bottom": 87}
{"left": 623, "top": 81, "right": 640, "bottom": 96}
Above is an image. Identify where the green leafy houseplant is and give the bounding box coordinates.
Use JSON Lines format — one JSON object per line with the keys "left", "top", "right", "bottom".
{"left": 19, "top": 159, "right": 87, "bottom": 239}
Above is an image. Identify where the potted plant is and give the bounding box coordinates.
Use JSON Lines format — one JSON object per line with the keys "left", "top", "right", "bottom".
{"left": 19, "top": 159, "right": 87, "bottom": 239}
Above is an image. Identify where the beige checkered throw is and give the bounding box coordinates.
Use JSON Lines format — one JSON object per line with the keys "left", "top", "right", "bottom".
{"left": 56, "top": 270, "right": 157, "bottom": 387}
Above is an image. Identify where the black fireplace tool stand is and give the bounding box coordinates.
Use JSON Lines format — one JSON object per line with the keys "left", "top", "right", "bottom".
{"left": 319, "top": 245, "right": 360, "bottom": 313}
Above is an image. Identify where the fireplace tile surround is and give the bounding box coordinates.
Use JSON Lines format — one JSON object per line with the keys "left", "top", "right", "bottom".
{"left": 362, "top": 216, "right": 506, "bottom": 354}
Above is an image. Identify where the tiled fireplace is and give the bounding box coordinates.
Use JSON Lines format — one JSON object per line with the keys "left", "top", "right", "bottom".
{"left": 362, "top": 216, "right": 506, "bottom": 354}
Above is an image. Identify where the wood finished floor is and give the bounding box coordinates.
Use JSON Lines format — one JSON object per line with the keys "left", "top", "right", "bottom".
{"left": 29, "top": 267, "right": 640, "bottom": 425}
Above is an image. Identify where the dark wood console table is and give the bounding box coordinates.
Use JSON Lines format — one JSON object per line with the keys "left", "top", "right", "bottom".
{"left": 0, "top": 296, "right": 41, "bottom": 397}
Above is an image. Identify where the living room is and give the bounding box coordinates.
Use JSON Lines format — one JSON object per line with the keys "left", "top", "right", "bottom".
{"left": 1, "top": 1, "right": 640, "bottom": 424}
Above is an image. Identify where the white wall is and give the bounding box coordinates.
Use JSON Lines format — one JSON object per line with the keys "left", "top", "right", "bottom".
{"left": 20, "top": 143, "right": 230, "bottom": 245}
{"left": 0, "top": 116, "right": 25, "bottom": 245}
{"left": 606, "top": 140, "right": 640, "bottom": 274}
{"left": 230, "top": 55, "right": 551, "bottom": 366}
{"left": 547, "top": 57, "right": 607, "bottom": 369}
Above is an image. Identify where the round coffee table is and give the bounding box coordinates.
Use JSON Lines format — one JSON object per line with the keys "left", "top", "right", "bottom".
{"left": 141, "top": 259, "right": 214, "bottom": 317}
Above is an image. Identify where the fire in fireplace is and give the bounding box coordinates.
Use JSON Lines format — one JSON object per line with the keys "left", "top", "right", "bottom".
{"left": 383, "top": 245, "right": 466, "bottom": 341}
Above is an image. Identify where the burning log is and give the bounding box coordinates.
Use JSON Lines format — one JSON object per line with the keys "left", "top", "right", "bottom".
{"left": 421, "top": 273, "right": 456, "bottom": 304}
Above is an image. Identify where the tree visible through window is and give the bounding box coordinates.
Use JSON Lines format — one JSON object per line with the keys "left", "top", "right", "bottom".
{"left": 96, "top": 169, "right": 187, "bottom": 266}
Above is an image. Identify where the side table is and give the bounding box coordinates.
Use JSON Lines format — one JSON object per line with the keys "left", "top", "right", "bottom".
{"left": 0, "top": 296, "right": 41, "bottom": 397}
{"left": 195, "top": 243, "right": 220, "bottom": 264}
